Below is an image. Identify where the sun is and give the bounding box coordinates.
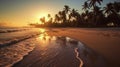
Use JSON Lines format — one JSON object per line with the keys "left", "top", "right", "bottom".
{"left": 37, "top": 13, "right": 47, "bottom": 19}
{"left": 36, "top": 12, "right": 49, "bottom": 24}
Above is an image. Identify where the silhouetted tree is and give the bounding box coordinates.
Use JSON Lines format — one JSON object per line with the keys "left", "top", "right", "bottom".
{"left": 63, "top": 5, "right": 71, "bottom": 25}
{"left": 85, "top": 0, "right": 103, "bottom": 26}
{"left": 82, "top": 2, "right": 89, "bottom": 11}
{"left": 64, "top": 5, "right": 71, "bottom": 14}
{"left": 46, "top": 14, "right": 53, "bottom": 26}
{"left": 104, "top": 2, "right": 120, "bottom": 26}
{"left": 54, "top": 14, "right": 60, "bottom": 23}
{"left": 69, "top": 9, "right": 82, "bottom": 26}
{"left": 88, "top": 0, "right": 103, "bottom": 7}
{"left": 29, "top": 1, "right": 120, "bottom": 27}
{"left": 40, "top": 17, "right": 46, "bottom": 24}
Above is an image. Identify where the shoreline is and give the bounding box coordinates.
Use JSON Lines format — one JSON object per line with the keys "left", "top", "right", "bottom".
{"left": 46, "top": 28, "right": 120, "bottom": 67}
{"left": 1, "top": 28, "right": 120, "bottom": 67}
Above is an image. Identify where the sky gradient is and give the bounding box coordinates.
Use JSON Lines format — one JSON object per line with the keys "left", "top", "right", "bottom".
{"left": 0, "top": 0, "right": 119, "bottom": 27}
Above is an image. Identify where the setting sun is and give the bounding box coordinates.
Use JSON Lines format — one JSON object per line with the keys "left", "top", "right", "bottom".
{"left": 36, "top": 12, "right": 50, "bottom": 24}
{"left": 37, "top": 13, "right": 47, "bottom": 19}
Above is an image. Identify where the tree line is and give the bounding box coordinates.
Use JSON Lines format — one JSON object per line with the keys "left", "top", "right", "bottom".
{"left": 29, "top": 0, "right": 120, "bottom": 27}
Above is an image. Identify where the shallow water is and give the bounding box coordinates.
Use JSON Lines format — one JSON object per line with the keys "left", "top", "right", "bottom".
{"left": 0, "top": 28, "right": 41, "bottom": 47}
{"left": 13, "top": 32, "right": 108, "bottom": 67}
{"left": 0, "top": 28, "right": 42, "bottom": 67}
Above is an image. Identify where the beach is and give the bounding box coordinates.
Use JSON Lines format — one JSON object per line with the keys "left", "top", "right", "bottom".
{"left": 0, "top": 28, "right": 120, "bottom": 67}
{"left": 46, "top": 28, "right": 120, "bottom": 67}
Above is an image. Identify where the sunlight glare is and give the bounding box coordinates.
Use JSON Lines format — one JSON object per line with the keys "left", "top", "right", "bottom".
{"left": 37, "top": 29, "right": 50, "bottom": 48}
{"left": 39, "top": 28, "right": 46, "bottom": 33}
{"left": 36, "top": 12, "right": 49, "bottom": 24}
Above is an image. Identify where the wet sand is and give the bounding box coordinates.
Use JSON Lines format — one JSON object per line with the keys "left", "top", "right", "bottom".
{"left": 13, "top": 34, "right": 108, "bottom": 67}
{"left": 13, "top": 28, "right": 120, "bottom": 67}
{"left": 46, "top": 28, "right": 120, "bottom": 67}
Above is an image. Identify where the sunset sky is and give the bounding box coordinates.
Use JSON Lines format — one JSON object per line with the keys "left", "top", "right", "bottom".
{"left": 0, "top": 0, "right": 119, "bottom": 27}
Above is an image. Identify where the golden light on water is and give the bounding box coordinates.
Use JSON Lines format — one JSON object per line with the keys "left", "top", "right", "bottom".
{"left": 39, "top": 28, "right": 46, "bottom": 33}
{"left": 37, "top": 28, "right": 50, "bottom": 48}
{"left": 38, "top": 35, "right": 50, "bottom": 48}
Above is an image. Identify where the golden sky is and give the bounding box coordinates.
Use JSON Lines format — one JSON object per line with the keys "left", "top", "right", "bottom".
{"left": 0, "top": 0, "right": 119, "bottom": 27}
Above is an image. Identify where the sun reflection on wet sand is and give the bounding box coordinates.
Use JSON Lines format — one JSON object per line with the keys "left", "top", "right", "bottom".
{"left": 35, "top": 29, "right": 107, "bottom": 67}
{"left": 37, "top": 34, "right": 50, "bottom": 48}
{"left": 12, "top": 32, "right": 107, "bottom": 67}
{"left": 13, "top": 29, "right": 108, "bottom": 67}
{"left": 39, "top": 28, "right": 46, "bottom": 33}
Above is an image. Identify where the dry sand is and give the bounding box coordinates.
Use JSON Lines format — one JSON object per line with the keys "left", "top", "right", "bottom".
{"left": 46, "top": 28, "right": 120, "bottom": 67}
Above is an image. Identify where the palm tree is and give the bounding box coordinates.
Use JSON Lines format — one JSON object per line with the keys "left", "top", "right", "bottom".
{"left": 88, "top": 0, "right": 103, "bottom": 8}
{"left": 62, "top": 10, "right": 66, "bottom": 23}
{"left": 113, "top": 2, "right": 120, "bottom": 13}
{"left": 54, "top": 14, "right": 59, "bottom": 23}
{"left": 69, "top": 9, "right": 78, "bottom": 23}
{"left": 70, "top": 9, "right": 78, "bottom": 18}
{"left": 104, "top": 2, "right": 120, "bottom": 26}
{"left": 40, "top": 17, "right": 46, "bottom": 24}
{"left": 63, "top": 5, "right": 71, "bottom": 25}
{"left": 82, "top": 1, "right": 89, "bottom": 11}
{"left": 47, "top": 14, "right": 51, "bottom": 18}
{"left": 104, "top": 2, "right": 120, "bottom": 15}
{"left": 58, "top": 11, "right": 64, "bottom": 23}
{"left": 85, "top": 0, "right": 103, "bottom": 26}
{"left": 104, "top": 3, "right": 113, "bottom": 15}
{"left": 47, "top": 14, "right": 52, "bottom": 23}
{"left": 64, "top": 5, "right": 70, "bottom": 14}
{"left": 69, "top": 9, "right": 82, "bottom": 26}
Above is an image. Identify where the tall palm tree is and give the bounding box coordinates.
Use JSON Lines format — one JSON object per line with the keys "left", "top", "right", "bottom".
{"left": 82, "top": 1, "right": 89, "bottom": 11}
{"left": 63, "top": 5, "right": 71, "bottom": 24}
{"left": 58, "top": 11, "right": 64, "bottom": 23}
{"left": 64, "top": 5, "right": 70, "bottom": 14}
{"left": 86, "top": 0, "right": 103, "bottom": 26}
{"left": 62, "top": 10, "right": 67, "bottom": 24}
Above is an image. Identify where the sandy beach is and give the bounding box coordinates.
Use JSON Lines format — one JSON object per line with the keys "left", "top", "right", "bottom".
{"left": 0, "top": 28, "right": 120, "bottom": 67}
{"left": 46, "top": 28, "right": 120, "bottom": 67}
